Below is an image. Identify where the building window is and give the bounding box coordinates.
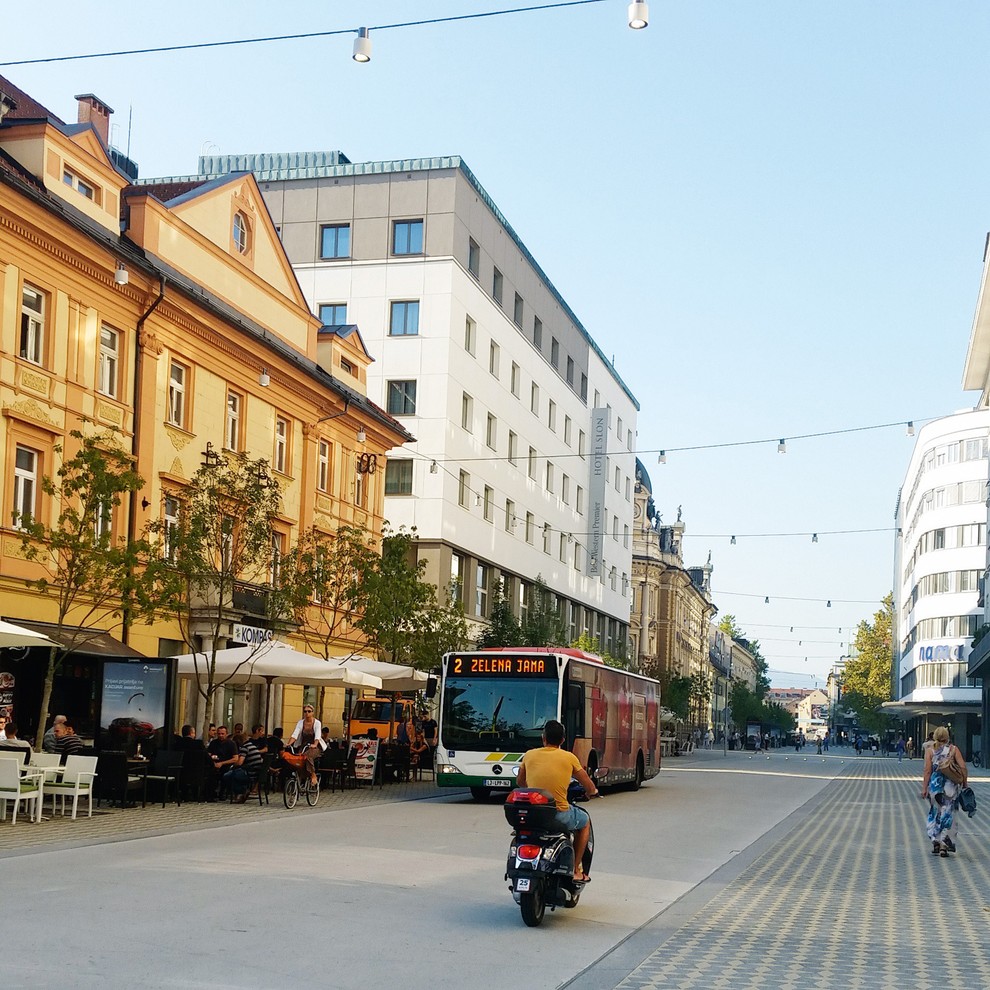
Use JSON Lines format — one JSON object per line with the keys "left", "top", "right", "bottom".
{"left": 560, "top": 534, "right": 568, "bottom": 562}
{"left": 510, "top": 362, "right": 520, "bottom": 397}
{"left": 464, "top": 315, "right": 476, "bottom": 355}
{"left": 20, "top": 284, "right": 45, "bottom": 365}
{"left": 548, "top": 399, "right": 556, "bottom": 432}
{"left": 492, "top": 268, "right": 503, "bottom": 305}
{"left": 232, "top": 211, "right": 250, "bottom": 254}
{"left": 566, "top": 356, "right": 574, "bottom": 385}
{"left": 163, "top": 495, "right": 180, "bottom": 561}
{"left": 528, "top": 446, "right": 537, "bottom": 480}
{"left": 475, "top": 563, "right": 489, "bottom": 618}
{"left": 526, "top": 512, "right": 535, "bottom": 544}
{"left": 354, "top": 461, "right": 366, "bottom": 508}
{"left": 393, "top": 219, "right": 424, "bottom": 255}
{"left": 317, "top": 440, "right": 331, "bottom": 492}
{"left": 513, "top": 293, "right": 524, "bottom": 327}
{"left": 458, "top": 470, "right": 471, "bottom": 508}
{"left": 624, "top": 524, "right": 630, "bottom": 549}
{"left": 625, "top": 476, "right": 632, "bottom": 500}
{"left": 486, "top": 413, "right": 498, "bottom": 450}
{"left": 576, "top": 485, "right": 584, "bottom": 514}
{"left": 320, "top": 223, "right": 351, "bottom": 259}
{"left": 98, "top": 326, "right": 119, "bottom": 398}
{"left": 489, "top": 340, "right": 500, "bottom": 378}
{"left": 225, "top": 389, "right": 242, "bottom": 451}
{"left": 389, "top": 300, "right": 420, "bottom": 336}
{"left": 340, "top": 357, "right": 355, "bottom": 375}
{"left": 385, "top": 458, "right": 414, "bottom": 495}
{"left": 543, "top": 523, "right": 552, "bottom": 554}
{"left": 450, "top": 552, "right": 464, "bottom": 603}
{"left": 562, "top": 474, "right": 570, "bottom": 504}
{"left": 546, "top": 462, "right": 555, "bottom": 494}
{"left": 319, "top": 302, "right": 347, "bottom": 325}
{"left": 468, "top": 238, "right": 480, "bottom": 278}
{"left": 615, "top": 466, "right": 621, "bottom": 491}
{"left": 533, "top": 316, "right": 542, "bottom": 349}
{"left": 574, "top": 543, "right": 582, "bottom": 571}
{"left": 564, "top": 416, "right": 572, "bottom": 446}
{"left": 12, "top": 445, "right": 38, "bottom": 529}
{"left": 461, "top": 393, "right": 473, "bottom": 432}
{"left": 579, "top": 430, "right": 586, "bottom": 459}
{"left": 63, "top": 169, "right": 96, "bottom": 200}
{"left": 269, "top": 532, "right": 285, "bottom": 586}
{"left": 508, "top": 431, "right": 518, "bottom": 466}
{"left": 551, "top": 337, "right": 559, "bottom": 368}
{"left": 484, "top": 486, "right": 494, "bottom": 522}
{"left": 167, "top": 360, "right": 187, "bottom": 427}
{"left": 387, "top": 380, "right": 417, "bottom": 416}
{"left": 274, "top": 416, "right": 289, "bottom": 474}
{"left": 580, "top": 373, "right": 588, "bottom": 401}
{"left": 94, "top": 497, "right": 112, "bottom": 543}
{"left": 530, "top": 382, "right": 539, "bottom": 416}
{"left": 505, "top": 499, "right": 515, "bottom": 531}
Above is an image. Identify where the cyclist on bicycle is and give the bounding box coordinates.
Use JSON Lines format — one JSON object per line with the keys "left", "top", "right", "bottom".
{"left": 286, "top": 704, "right": 326, "bottom": 787}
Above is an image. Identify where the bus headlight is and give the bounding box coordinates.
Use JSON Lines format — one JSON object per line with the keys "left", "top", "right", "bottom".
{"left": 439, "top": 763, "right": 461, "bottom": 775}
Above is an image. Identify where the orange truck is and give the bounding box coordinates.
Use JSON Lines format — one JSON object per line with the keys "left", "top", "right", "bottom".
{"left": 347, "top": 695, "right": 417, "bottom": 741}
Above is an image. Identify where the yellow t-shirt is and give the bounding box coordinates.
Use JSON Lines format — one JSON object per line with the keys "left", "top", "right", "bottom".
{"left": 520, "top": 746, "right": 583, "bottom": 811}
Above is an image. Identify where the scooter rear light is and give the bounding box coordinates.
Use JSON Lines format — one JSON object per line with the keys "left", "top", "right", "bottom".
{"left": 517, "top": 844, "right": 542, "bottom": 860}
{"left": 507, "top": 789, "right": 551, "bottom": 805}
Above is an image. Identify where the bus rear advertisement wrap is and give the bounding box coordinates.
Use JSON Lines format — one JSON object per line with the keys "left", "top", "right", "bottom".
{"left": 437, "top": 648, "right": 661, "bottom": 799}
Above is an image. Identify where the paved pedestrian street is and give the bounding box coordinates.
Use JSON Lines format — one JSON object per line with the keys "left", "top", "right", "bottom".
{"left": 573, "top": 755, "right": 990, "bottom": 990}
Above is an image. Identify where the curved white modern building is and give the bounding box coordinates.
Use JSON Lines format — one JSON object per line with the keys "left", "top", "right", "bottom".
{"left": 891, "top": 410, "right": 987, "bottom": 759}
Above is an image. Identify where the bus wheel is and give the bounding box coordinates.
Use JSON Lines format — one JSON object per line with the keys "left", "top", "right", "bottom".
{"left": 626, "top": 754, "right": 644, "bottom": 791}
{"left": 470, "top": 786, "right": 490, "bottom": 801}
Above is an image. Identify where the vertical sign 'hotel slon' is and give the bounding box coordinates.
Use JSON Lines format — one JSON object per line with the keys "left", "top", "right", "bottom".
{"left": 588, "top": 407, "right": 609, "bottom": 576}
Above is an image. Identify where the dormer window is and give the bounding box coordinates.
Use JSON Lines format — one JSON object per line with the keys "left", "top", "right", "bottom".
{"left": 340, "top": 357, "right": 355, "bottom": 375}
{"left": 63, "top": 169, "right": 95, "bottom": 201}
{"left": 233, "top": 212, "right": 250, "bottom": 254}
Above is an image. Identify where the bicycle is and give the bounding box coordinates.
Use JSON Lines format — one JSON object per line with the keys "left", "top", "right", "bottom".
{"left": 280, "top": 749, "right": 321, "bottom": 809}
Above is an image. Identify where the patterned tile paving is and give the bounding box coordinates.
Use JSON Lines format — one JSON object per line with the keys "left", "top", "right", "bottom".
{"left": 614, "top": 760, "right": 990, "bottom": 990}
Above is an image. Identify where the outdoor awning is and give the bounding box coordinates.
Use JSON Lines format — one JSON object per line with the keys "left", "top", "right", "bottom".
{"left": 3, "top": 618, "right": 145, "bottom": 659}
{"left": 881, "top": 699, "right": 982, "bottom": 718}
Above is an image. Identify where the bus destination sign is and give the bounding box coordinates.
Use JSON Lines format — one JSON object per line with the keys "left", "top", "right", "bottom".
{"left": 449, "top": 655, "right": 556, "bottom": 677}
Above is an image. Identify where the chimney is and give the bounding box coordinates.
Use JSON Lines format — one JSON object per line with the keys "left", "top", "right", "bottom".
{"left": 74, "top": 93, "right": 113, "bottom": 146}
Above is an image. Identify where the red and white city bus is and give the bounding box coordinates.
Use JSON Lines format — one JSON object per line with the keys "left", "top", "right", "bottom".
{"left": 436, "top": 647, "right": 661, "bottom": 800}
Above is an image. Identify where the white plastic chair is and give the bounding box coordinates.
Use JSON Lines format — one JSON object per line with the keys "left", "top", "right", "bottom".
{"left": 0, "top": 756, "right": 41, "bottom": 824}
{"left": 29, "top": 752, "right": 63, "bottom": 770}
{"left": 44, "top": 754, "right": 97, "bottom": 819}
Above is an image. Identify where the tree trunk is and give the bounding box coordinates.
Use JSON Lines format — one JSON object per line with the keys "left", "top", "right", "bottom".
{"left": 201, "top": 686, "right": 216, "bottom": 743}
{"left": 33, "top": 646, "right": 60, "bottom": 750}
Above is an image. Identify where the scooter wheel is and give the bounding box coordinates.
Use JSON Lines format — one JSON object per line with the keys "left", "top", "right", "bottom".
{"left": 519, "top": 886, "right": 546, "bottom": 927}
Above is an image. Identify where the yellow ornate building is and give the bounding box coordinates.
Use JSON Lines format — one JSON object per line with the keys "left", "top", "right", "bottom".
{"left": 0, "top": 78, "right": 410, "bottom": 738}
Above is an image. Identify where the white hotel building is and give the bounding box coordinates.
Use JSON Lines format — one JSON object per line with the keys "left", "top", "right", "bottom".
{"left": 891, "top": 410, "right": 987, "bottom": 758}
{"left": 142, "top": 152, "right": 639, "bottom": 653}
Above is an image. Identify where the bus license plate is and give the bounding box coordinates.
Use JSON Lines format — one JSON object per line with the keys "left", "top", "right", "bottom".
{"left": 516, "top": 878, "right": 531, "bottom": 891}
{"left": 486, "top": 778, "right": 511, "bottom": 787}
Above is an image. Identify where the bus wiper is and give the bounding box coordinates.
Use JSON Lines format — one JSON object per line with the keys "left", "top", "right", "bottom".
{"left": 491, "top": 696, "right": 504, "bottom": 732}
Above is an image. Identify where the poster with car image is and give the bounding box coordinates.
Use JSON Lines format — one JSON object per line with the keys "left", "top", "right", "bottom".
{"left": 100, "top": 660, "right": 169, "bottom": 754}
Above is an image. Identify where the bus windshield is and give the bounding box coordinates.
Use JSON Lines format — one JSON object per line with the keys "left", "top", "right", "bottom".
{"left": 440, "top": 676, "right": 559, "bottom": 751}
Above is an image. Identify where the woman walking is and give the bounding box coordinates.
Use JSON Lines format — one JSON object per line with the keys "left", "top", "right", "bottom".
{"left": 920, "top": 726, "right": 967, "bottom": 857}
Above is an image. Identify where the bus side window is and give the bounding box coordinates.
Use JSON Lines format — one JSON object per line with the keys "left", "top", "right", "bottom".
{"left": 565, "top": 682, "right": 586, "bottom": 740}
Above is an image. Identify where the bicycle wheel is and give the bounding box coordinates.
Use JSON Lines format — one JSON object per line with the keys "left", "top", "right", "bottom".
{"left": 283, "top": 774, "right": 299, "bottom": 809}
{"left": 306, "top": 773, "right": 320, "bottom": 806}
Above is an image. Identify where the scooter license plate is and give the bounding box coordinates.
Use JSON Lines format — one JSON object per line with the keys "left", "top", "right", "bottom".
{"left": 515, "top": 878, "right": 531, "bottom": 892}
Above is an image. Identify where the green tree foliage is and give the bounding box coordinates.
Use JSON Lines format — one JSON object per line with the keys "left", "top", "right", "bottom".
{"left": 147, "top": 451, "right": 293, "bottom": 737}
{"left": 520, "top": 575, "right": 567, "bottom": 647}
{"left": 476, "top": 581, "right": 521, "bottom": 648}
{"left": 690, "top": 669, "right": 712, "bottom": 727}
{"left": 842, "top": 594, "right": 894, "bottom": 733}
{"left": 355, "top": 526, "right": 433, "bottom": 665}
{"left": 717, "top": 614, "right": 744, "bottom": 639}
{"left": 659, "top": 671, "right": 692, "bottom": 720}
{"left": 409, "top": 582, "right": 470, "bottom": 671}
{"left": 17, "top": 431, "right": 159, "bottom": 748}
{"left": 728, "top": 681, "right": 762, "bottom": 728}
{"left": 762, "top": 701, "right": 796, "bottom": 733}
{"left": 569, "top": 633, "right": 628, "bottom": 669}
{"left": 718, "top": 613, "right": 770, "bottom": 699}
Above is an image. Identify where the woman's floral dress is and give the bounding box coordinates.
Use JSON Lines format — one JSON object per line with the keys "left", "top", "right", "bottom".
{"left": 926, "top": 743, "right": 960, "bottom": 843}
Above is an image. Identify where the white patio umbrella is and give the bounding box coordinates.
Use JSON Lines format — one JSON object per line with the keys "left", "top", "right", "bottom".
{"left": 174, "top": 642, "right": 383, "bottom": 729}
{"left": 0, "top": 619, "right": 56, "bottom": 649}
{"left": 332, "top": 656, "right": 429, "bottom": 694}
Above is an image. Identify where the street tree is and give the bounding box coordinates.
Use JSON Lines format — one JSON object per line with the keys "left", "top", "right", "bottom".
{"left": 842, "top": 593, "right": 894, "bottom": 733}
{"left": 409, "top": 582, "right": 470, "bottom": 670}
{"left": 569, "top": 632, "right": 628, "bottom": 669}
{"left": 521, "top": 575, "right": 567, "bottom": 646}
{"left": 16, "top": 430, "right": 159, "bottom": 748}
{"left": 147, "top": 450, "right": 295, "bottom": 738}
{"left": 476, "top": 581, "right": 521, "bottom": 648}
{"left": 355, "top": 525, "right": 433, "bottom": 665}
{"left": 719, "top": 613, "right": 770, "bottom": 699}
{"left": 659, "top": 671, "right": 692, "bottom": 720}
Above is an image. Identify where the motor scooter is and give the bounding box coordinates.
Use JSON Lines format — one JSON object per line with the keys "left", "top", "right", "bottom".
{"left": 503, "top": 782, "right": 600, "bottom": 927}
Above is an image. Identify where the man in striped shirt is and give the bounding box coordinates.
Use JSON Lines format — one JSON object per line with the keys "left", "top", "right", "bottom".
{"left": 223, "top": 734, "right": 264, "bottom": 803}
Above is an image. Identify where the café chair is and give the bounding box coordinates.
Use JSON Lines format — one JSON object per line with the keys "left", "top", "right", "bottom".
{"left": 0, "top": 756, "right": 43, "bottom": 824}
{"left": 144, "top": 751, "right": 184, "bottom": 808}
{"left": 43, "top": 754, "right": 98, "bottom": 819}
{"left": 95, "top": 751, "right": 145, "bottom": 809}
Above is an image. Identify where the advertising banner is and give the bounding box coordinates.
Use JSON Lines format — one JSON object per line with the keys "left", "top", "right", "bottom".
{"left": 0, "top": 670, "right": 14, "bottom": 721}
{"left": 588, "top": 407, "right": 608, "bottom": 576}
{"left": 100, "top": 660, "right": 169, "bottom": 754}
{"left": 350, "top": 737, "right": 380, "bottom": 781}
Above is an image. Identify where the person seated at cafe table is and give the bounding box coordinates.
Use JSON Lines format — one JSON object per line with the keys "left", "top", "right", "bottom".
{"left": 0, "top": 721, "right": 32, "bottom": 753}
{"left": 43, "top": 714, "right": 67, "bottom": 753}
{"left": 222, "top": 732, "right": 263, "bottom": 803}
{"left": 208, "top": 725, "right": 239, "bottom": 798}
{"left": 54, "top": 721, "right": 84, "bottom": 758}
{"left": 173, "top": 724, "right": 204, "bottom": 752}
{"left": 409, "top": 729, "right": 430, "bottom": 769}
{"left": 248, "top": 724, "right": 269, "bottom": 755}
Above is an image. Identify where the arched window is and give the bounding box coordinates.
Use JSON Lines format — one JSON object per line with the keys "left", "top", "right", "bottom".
{"left": 232, "top": 212, "right": 249, "bottom": 254}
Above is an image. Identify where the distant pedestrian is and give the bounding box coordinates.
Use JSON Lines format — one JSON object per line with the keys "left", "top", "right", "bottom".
{"left": 922, "top": 732, "right": 936, "bottom": 760}
{"left": 906, "top": 737, "right": 915, "bottom": 759}
{"left": 704, "top": 729, "right": 713, "bottom": 750}
{"left": 822, "top": 731, "right": 830, "bottom": 753}
{"left": 895, "top": 735, "right": 905, "bottom": 763}
{"left": 855, "top": 735, "right": 863, "bottom": 756}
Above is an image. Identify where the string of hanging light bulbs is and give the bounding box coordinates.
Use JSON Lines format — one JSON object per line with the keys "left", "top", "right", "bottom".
{"left": 0, "top": 2, "right": 648, "bottom": 68}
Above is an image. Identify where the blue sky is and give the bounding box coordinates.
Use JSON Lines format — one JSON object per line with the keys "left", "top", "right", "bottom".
{"left": 6, "top": 1, "right": 988, "bottom": 687}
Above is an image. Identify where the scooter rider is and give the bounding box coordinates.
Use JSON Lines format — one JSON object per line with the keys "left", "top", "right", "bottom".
{"left": 516, "top": 719, "right": 600, "bottom": 883}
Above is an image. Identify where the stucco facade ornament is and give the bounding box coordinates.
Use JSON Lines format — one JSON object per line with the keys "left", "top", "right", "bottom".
{"left": 165, "top": 426, "right": 191, "bottom": 451}
{"left": 138, "top": 329, "right": 164, "bottom": 356}
{"left": 6, "top": 398, "right": 57, "bottom": 427}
